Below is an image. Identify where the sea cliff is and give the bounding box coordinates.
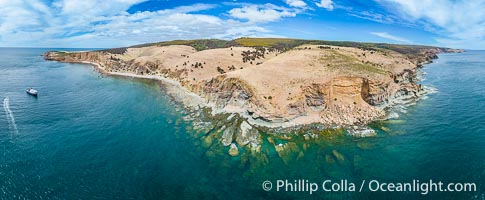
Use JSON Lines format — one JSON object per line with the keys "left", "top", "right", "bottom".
{"left": 44, "top": 38, "right": 463, "bottom": 153}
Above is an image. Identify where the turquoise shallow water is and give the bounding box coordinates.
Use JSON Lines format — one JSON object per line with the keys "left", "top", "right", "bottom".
{"left": 0, "top": 48, "right": 484, "bottom": 199}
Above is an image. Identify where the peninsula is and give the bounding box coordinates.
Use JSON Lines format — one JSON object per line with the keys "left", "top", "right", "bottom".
{"left": 44, "top": 38, "right": 462, "bottom": 148}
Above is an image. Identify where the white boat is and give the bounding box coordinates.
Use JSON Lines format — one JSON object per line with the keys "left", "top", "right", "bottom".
{"left": 26, "top": 88, "right": 38, "bottom": 96}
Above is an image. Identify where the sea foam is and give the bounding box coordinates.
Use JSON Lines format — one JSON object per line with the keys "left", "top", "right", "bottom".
{"left": 3, "top": 97, "right": 19, "bottom": 134}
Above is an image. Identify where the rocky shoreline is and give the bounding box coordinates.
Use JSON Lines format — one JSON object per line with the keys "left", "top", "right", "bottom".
{"left": 43, "top": 39, "right": 463, "bottom": 157}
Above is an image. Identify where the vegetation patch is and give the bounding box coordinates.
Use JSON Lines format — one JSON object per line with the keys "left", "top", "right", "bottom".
{"left": 320, "top": 50, "right": 387, "bottom": 75}
{"left": 234, "top": 38, "right": 302, "bottom": 47}
{"left": 95, "top": 37, "right": 449, "bottom": 60}
{"left": 98, "top": 48, "right": 127, "bottom": 55}
{"left": 55, "top": 51, "right": 70, "bottom": 56}
{"left": 131, "top": 39, "right": 229, "bottom": 51}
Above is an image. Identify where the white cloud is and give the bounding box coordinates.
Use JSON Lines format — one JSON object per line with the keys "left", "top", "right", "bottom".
{"left": 316, "top": 0, "right": 334, "bottom": 11}
{"left": 285, "top": 0, "right": 307, "bottom": 8}
{"left": 0, "top": 0, "right": 49, "bottom": 33}
{"left": 0, "top": 1, "right": 297, "bottom": 47}
{"left": 371, "top": 32, "right": 413, "bottom": 44}
{"left": 53, "top": 0, "right": 146, "bottom": 16}
{"left": 377, "top": 0, "right": 485, "bottom": 49}
{"left": 213, "top": 26, "right": 285, "bottom": 39}
{"left": 347, "top": 11, "right": 401, "bottom": 25}
{"left": 228, "top": 5, "right": 296, "bottom": 23}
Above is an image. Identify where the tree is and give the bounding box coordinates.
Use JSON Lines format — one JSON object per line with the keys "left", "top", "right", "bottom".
{"left": 217, "top": 66, "right": 225, "bottom": 74}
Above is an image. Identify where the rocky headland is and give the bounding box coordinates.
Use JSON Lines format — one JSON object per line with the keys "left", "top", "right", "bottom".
{"left": 44, "top": 38, "right": 463, "bottom": 156}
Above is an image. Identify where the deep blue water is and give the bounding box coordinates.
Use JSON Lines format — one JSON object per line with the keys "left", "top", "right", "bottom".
{"left": 0, "top": 48, "right": 484, "bottom": 199}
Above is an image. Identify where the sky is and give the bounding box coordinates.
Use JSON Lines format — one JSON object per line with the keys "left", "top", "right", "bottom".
{"left": 1, "top": 0, "right": 484, "bottom": 49}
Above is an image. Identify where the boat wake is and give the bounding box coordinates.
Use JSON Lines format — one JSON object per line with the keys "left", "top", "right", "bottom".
{"left": 3, "top": 97, "right": 19, "bottom": 134}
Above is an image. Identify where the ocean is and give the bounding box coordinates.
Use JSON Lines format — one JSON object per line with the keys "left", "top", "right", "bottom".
{"left": 0, "top": 48, "right": 483, "bottom": 199}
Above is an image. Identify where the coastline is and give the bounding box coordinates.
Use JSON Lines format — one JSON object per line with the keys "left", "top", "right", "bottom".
{"left": 42, "top": 41, "right": 463, "bottom": 150}
{"left": 72, "top": 57, "right": 434, "bottom": 132}
{"left": 79, "top": 61, "right": 208, "bottom": 109}
{"left": 72, "top": 60, "right": 334, "bottom": 128}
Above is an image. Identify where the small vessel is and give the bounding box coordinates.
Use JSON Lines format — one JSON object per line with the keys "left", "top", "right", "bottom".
{"left": 26, "top": 88, "right": 38, "bottom": 96}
